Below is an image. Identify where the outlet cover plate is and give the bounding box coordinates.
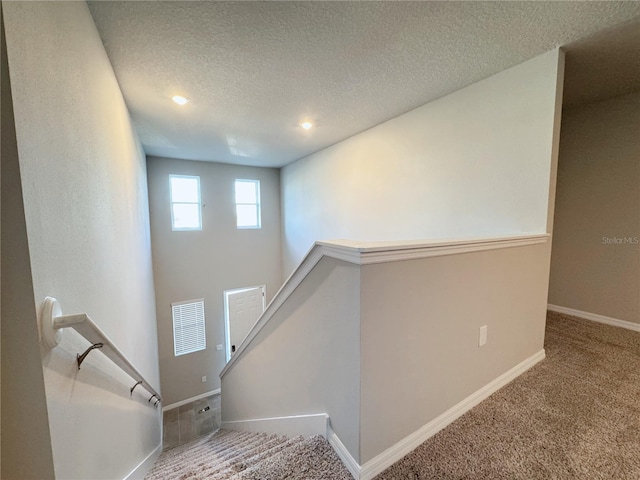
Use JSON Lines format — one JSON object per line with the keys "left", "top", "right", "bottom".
{"left": 479, "top": 325, "right": 488, "bottom": 347}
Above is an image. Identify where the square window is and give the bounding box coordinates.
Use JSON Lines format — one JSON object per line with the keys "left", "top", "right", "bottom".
{"left": 170, "top": 176, "right": 199, "bottom": 203}
{"left": 172, "top": 203, "right": 200, "bottom": 230}
{"left": 236, "top": 204, "right": 259, "bottom": 228}
{"left": 235, "top": 180, "right": 257, "bottom": 204}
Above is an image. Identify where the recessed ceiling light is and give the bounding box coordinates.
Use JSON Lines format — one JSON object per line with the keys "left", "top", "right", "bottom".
{"left": 300, "top": 121, "right": 313, "bottom": 130}
{"left": 172, "top": 95, "right": 190, "bottom": 106}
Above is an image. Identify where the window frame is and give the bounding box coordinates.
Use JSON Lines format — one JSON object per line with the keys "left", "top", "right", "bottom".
{"left": 169, "top": 174, "right": 202, "bottom": 231}
{"left": 171, "top": 298, "right": 207, "bottom": 357}
{"left": 234, "top": 179, "right": 261, "bottom": 230}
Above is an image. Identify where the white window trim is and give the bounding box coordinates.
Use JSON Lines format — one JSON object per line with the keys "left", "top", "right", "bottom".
{"left": 235, "top": 179, "right": 261, "bottom": 229}
{"left": 170, "top": 174, "right": 202, "bottom": 231}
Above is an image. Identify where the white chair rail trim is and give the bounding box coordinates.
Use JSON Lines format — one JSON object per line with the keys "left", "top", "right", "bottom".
{"left": 220, "top": 233, "right": 549, "bottom": 377}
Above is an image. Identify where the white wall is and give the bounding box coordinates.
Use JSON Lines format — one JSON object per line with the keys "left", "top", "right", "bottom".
{"left": 549, "top": 92, "right": 640, "bottom": 323}
{"left": 3, "top": 2, "right": 161, "bottom": 478}
{"left": 221, "top": 256, "right": 361, "bottom": 461}
{"left": 281, "top": 49, "right": 563, "bottom": 274}
{"left": 147, "top": 156, "right": 282, "bottom": 406}
{"left": 1, "top": 8, "right": 56, "bottom": 477}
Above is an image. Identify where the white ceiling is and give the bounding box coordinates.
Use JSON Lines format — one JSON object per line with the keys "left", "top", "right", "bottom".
{"left": 88, "top": 1, "right": 640, "bottom": 168}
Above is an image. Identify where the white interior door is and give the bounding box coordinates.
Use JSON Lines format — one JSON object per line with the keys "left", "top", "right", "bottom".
{"left": 224, "top": 285, "right": 265, "bottom": 361}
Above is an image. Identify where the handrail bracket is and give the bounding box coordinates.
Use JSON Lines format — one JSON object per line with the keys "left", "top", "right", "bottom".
{"left": 77, "top": 343, "right": 104, "bottom": 369}
{"left": 130, "top": 380, "right": 143, "bottom": 396}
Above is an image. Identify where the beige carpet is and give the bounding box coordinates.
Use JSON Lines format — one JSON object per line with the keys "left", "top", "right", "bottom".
{"left": 376, "top": 311, "right": 640, "bottom": 479}
{"left": 147, "top": 312, "right": 640, "bottom": 479}
{"left": 145, "top": 429, "right": 351, "bottom": 479}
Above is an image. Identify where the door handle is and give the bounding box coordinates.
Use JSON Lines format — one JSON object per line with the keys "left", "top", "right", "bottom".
{"left": 231, "top": 345, "right": 236, "bottom": 353}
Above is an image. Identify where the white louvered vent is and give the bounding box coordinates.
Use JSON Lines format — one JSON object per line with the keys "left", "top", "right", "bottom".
{"left": 172, "top": 299, "right": 206, "bottom": 356}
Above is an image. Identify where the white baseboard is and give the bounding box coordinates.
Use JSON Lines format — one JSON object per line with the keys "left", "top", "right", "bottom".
{"left": 222, "top": 413, "right": 329, "bottom": 439}
{"left": 328, "top": 426, "right": 360, "bottom": 480}
{"left": 358, "top": 349, "right": 546, "bottom": 480}
{"left": 219, "top": 351, "right": 545, "bottom": 480}
{"left": 548, "top": 304, "right": 640, "bottom": 333}
{"left": 162, "top": 388, "right": 221, "bottom": 412}
{"left": 123, "top": 443, "right": 162, "bottom": 480}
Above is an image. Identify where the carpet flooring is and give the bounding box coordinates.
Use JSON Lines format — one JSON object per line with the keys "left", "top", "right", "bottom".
{"left": 147, "top": 312, "right": 640, "bottom": 479}
{"left": 376, "top": 311, "right": 640, "bottom": 479}
{"left": 145, "top": 429, "right": 351, "bottom": 480}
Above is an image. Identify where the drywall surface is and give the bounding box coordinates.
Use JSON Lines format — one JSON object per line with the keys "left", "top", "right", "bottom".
{"left": 147, "top": 156, "right": 282, "bottom": 406}
{"left": 281, "top": 49, "right": 563, "bottom": 274}
{"left": 1, "top": 9, "right": 55, "bottom": 477}
{"left": 360, "top": 242, "right": 550, "bottom": 463}
{"left": 221, "top": 257, "right": 361, "bottom": 462}
{"left": 3, "top": 2, "right": 161, "bottom": 479}
{"left": 1, "top": 12, "right": 2, "bottom": 475}
{"left": 1, "top": 10, "right": 4, "bottom": 477}
{"left": 549, "top": 92, "right": 640, "bottom": 323}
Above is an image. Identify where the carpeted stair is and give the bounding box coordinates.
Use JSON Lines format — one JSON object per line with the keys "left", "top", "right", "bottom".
{"left": 145, "top": 429, "right": 352, "bottom": 480}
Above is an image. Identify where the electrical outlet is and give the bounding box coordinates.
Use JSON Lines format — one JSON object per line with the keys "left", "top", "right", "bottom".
{"left": 216, "top": 344, "right": 223, "bottom": 351}
{"left": 201, "top": 376, "right": 207, "bottom": 383}
{"left": 479, "top": 325, "right": 488, "bottom": 347}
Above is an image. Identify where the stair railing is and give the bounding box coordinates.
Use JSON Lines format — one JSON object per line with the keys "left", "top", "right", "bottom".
{"left": 40, "top": 296, "right": 161, "bottom": 407}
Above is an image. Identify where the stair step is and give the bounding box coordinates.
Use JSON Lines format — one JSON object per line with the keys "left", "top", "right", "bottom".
{"left": 231, "top": 435, "right": 351, "bottom": 480}
{"left": 207, "top": 435, "right": 305, "bottom": 480}
{"left": 145, "top": 431, "right": 232, "bottom": 478}
{"left": 146, "top": 429, "right": 350, "bottom": 480}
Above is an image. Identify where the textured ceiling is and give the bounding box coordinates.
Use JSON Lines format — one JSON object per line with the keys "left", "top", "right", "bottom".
{"left": 88, "top": 1, "right": 640, "bottom": 168}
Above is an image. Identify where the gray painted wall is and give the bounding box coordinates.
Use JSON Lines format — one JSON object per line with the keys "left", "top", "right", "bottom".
{"left": 360, "top": 243, "right": 550, "bottom": 462}
{"left": 1, "top": 10, "right": 2, "bottom": 473}
{"left": 3, "top": 2, "right": 161, "bottom": 478}
{"left": 221, "top": 256, "right": 361, "bottom": 461}
{"left": 147, "top": 156, "right": 282, "bottom": 406}
{"left": 549, "top": 92, "right": 640, "bottom": 323}
{"left": 1, "top": 8, "right": 4, "bottom": 476}
{"left": 281, "top": 49, "right": 564, "bottom": 275}
{"left": 220, "top": 240, "right": 551, "bottom": 465}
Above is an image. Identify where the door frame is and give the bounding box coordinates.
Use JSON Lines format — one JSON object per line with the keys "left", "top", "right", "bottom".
{"left": 223, "top": 285, "right": 266, "bottom": 362}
